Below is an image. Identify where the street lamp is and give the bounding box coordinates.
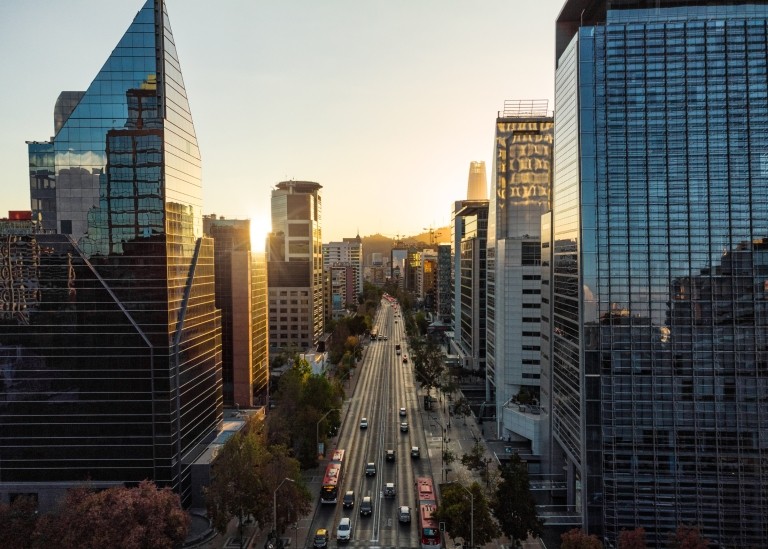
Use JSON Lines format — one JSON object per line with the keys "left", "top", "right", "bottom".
{"left": 431, "top": 415, "right": 446, "bottom": 481}
{"left": 316, "top": 408, "right": 341, "bottom": 458}
{"left": 446, "top": 481, "right": 474, "bottom": 549}
{"left": 273, "top": 477, "right": 295, "bottom": 540}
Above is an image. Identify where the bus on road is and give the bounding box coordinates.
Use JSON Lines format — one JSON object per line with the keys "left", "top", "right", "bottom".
{"left": 415, "top": 476, "right": 440, "bottom": 548}
{"left": 320, "top": 449, "right": 345, "bottom": 504}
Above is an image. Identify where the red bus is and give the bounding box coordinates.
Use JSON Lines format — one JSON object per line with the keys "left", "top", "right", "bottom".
{"left": 415, "top": 476, "right": 440, "bottom": 548}
{"left": 320, "top": 449, "right": 345, "bottom": 504}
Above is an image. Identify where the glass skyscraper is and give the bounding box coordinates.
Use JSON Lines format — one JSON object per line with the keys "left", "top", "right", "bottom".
{"left": 2, "top": 0, "right": 222, "bottom": 509}
{"left": 551, "top": 0, "right": 768, "bottom": 545}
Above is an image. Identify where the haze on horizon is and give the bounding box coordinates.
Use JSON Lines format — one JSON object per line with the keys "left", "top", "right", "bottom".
{"left": 0, "top": 0, "right": 560, "bottom": 242}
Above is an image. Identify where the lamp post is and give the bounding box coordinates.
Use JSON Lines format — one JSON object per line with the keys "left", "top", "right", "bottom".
{"left": 431, "top": 415, "right": 446, "bottom": 481}
{"left": 446, "top": 481, "right": 474, "bottom": 549}
{"left": 273, "top": 477, "right": 295, "bottom": 540}
{"left": 316, "top": 408, "right": 341, "bottom": 458}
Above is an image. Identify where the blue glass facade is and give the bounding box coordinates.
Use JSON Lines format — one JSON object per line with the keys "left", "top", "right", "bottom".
{"left": 554, "top": 1, "right": 768, "bottom": 545}
{"left": 2, "top": 0, "right": 221, "bottom": 508}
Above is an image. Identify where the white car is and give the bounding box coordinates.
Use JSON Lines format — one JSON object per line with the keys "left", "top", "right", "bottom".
{"left": 398, "top": 505, "right": 412, "bottom": 523}
{"left": 337, "top": 517, "right": 352, "bottom": 543}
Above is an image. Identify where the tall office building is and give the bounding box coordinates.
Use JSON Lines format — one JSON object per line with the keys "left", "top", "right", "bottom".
{"left": 451, "top": 162, "right": 489, "bottom": 374}
{"left": 485, "top": 102, "right": 553, "bottom": 453}
{"left": 322, "top": 237, "right": 363, "bottom": 316}
{"left": 550, "top": 1, "right": 768, "bottom": 545}
{"left": 268, "top": 181, "right": 323, "bottom": 351}
{"left": 436, "top": 244, "right": 452, "bottom": 324}
{"left": 3, "top": 0, "right": 222, "bottom": 508}
{"left": 204, "top": 216, "right": 269, "bottom": 408}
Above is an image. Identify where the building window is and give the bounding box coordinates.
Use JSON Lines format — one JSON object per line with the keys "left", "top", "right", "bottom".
{"left": 521, "top": 242, "right": 541, "bottom": 265}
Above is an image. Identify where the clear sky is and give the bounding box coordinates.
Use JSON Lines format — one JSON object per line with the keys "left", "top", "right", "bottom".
{"left": 0, "top": 0, "right": 562, "bottom": 243}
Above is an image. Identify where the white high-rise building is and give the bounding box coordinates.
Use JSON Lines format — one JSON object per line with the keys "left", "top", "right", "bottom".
{"left": 486, "top": 102, "right": 553, "bottom": 455}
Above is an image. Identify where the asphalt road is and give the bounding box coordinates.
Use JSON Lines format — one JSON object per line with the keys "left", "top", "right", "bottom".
{"left": 308, "top": 299, "right": 432, "bottom": 548}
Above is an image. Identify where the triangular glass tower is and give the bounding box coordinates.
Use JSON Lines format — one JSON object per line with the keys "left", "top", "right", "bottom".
{"left": 8, "top": 0, "right": 222, "bottom": 507}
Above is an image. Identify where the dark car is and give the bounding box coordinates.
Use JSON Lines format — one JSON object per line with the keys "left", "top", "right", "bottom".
{"left": 411, "top": 446, "right": 420, "bottom": 459}
{"left": 360, "top": 496, "right": 373, "bottom": 516}
{"left": 342, "top": 490, "right": 355, "bottom": 509}
{"left": 386, "top": 449, "right": 396, "bottom": 462}
{"left": 365, "top": 462, "right": 376, "bottom": 476}
{"left": 400, "top": 421, "right": 409, "bottom": 432}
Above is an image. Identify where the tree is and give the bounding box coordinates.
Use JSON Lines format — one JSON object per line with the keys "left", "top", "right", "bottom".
{"left": 268, "top": 368, "right": 343, "bottom": 468}
{"left": 460, "top": 442, "right": 487, "bottom": 472}
{"left": 433, "top": 481, "right": 500, "bottom": 547}
{"left": 206, "top": 424, "right": 269, "bottom": 548}
{"left": 667, "top": 525, "right": 709, "bottom": 549}
{"left": 0, "top": 495, "right": 38, "bottom": 549}
{"left": 206, "top": 422, "right": 311, "bottom": 546}
{"left": 452, "top": 396, "right": 472, "bottom": 425}
{"left": 36, "top": 481, "right": 188, "bottom": 549}
{"left": 491, "top": 454, "right": 542, "bottom": 545}
{"left": 561, "top": 528, "right": 604, "bottom": 549}
{"left": 618, "top": 527, "right": 648, "bottom": 549}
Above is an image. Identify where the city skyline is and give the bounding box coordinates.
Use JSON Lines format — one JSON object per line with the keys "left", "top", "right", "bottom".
{"left": 0, "top": 0, "right": 561, "bottom": 242}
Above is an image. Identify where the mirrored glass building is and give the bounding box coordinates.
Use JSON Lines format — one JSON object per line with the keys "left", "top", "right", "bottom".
{"left": 551, "top": 0, "right": 768, "bottom": 545}
{"left": 3, "top": 0, "right": 222, "bottom": 508}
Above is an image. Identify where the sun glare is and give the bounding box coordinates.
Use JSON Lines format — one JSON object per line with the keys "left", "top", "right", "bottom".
{"left": 250, "top": 215, "right": 270, "bottom": 253}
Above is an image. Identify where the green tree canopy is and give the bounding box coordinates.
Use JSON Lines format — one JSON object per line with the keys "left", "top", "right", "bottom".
{"left": 206, "top": 420, "right": 310, "bottom": 545}
{"left": 268, "top": 367, "right": 343, "bottom": 468}
{"left": 433, "top": 482, "right": 500, "bottom": 547}
{"left": 491, "top": 454, "right": 543, "bottom": 545}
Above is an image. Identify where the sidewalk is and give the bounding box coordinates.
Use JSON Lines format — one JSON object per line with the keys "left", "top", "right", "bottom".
{"left": 421, "top": 385, "right": 543, "bottom": 549}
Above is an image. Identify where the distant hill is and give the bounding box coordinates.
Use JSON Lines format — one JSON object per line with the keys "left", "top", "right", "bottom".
{"left": 360, "top": 227, "right": 450, "bottom": 265}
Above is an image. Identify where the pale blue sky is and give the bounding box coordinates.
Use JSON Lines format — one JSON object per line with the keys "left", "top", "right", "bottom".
{"left": 0, "top": 0, "right": 561, "bottom": 242}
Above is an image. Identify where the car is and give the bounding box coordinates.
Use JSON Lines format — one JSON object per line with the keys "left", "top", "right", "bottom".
{"left": 360, "top": 417, "right": 368, "bottom": 429}
{"left": 382, "top": 335, "right": 388, "bottom": 340}
{"left": 360, "top": 496, "right": 373, "bottom": 516}
{"left": 411, "top": 446, "right": 420, "bottom": 459}
{"left": 384, "top": 482, "right": 396, "bottom": 498}
{"left": 336, "top": 517, "right": 351, "bottom": 543}
{"left": 327, "top": 424, "right": 338, "bottom": 437}
{"left": 400, "top": 421, "right": 409, "bottom": 432}
{"left": 402, "top": 357, "right": 408, "bottom": 364}
{"left": 342, "top": 490, "right": 355, "bottom": 509}
{"left": 398, "top": 505, "right": 412, "bottom": 523}
{"left": 386, "top": 449, "right": 396, "bottom": 462}
{"left": 395, "top": 320, "right": 398, "bottom": 323}
{"left": 313, "top": 528, "right": 329, "bottom": 548}
{"left": 365, "top": 462, "right": 376, "bottom": 476}
{"left": 399, "top": 407, "right": 407, "bottom": 417}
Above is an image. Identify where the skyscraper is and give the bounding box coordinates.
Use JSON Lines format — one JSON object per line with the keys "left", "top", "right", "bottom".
{"left": 451, "top": 162, "right": 489, "bottom": 375}
{"left": 485, "top": 102, "right": 553, "bottom": 453}
{"left": 3, "top": 0, "right": 222, "bottom": 509}
{"left": 550, "top": 1, "right": 768, "bottom": 544}
{"left": 204, "top": 216, "right": 269, "bottom": 409}
{"left": 268, "top": 181, "right": 323, "bottom": 351}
